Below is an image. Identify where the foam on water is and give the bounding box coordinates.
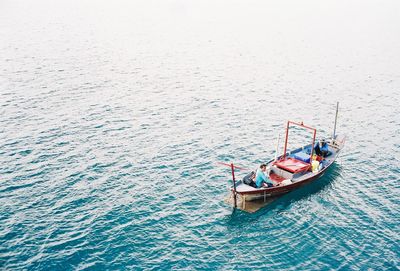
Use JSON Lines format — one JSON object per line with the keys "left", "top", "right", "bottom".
{"left": 1, "top": 0, "right": 399, "bottom": 270}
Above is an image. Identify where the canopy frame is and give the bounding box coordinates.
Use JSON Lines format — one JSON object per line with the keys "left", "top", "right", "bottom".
{"left": 282, "top": 121, "right": 317, "bottom": 167}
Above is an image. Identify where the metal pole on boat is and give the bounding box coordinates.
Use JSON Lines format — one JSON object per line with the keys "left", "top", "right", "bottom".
{"left": 283, "top": 121, "right": 290, "bottom": 159}
{"left": 310, "top": 129, "right": 316, "bottom": 168}
{"left": 274, "top": 133, "right": 281, "bottom": 162}
{"left": 333, "top": 102, "right": 339, "bottom": 140}
{"left": 230, "top": 163, "right": 237, "bottom": 208}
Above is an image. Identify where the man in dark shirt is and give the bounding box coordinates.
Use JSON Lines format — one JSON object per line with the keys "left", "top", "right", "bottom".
{"left": 315, "top": 139, "right": 329, "bottom": 157}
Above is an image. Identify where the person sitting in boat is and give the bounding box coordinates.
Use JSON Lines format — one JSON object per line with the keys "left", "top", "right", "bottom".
{"left": 314, "top": 139, "right": 329, "bottom": 157}
{"left": 255, "top": 164, "right": 274, "bottom": 188}
{"left": 320, "top": 139, "right": 330, "bottom": 157}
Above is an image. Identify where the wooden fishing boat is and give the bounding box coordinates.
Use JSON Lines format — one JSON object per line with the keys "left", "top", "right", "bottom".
{"left": 221, "top": 103, "right": 345, "bottom": 209}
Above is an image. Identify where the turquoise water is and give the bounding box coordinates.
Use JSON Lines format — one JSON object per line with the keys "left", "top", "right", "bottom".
{"left": 1, "top": 0, "right": 400, "bottom": 270}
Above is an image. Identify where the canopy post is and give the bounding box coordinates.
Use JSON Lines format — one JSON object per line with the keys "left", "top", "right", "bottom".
{"left": 310, "top": 129, "right": 316, "bottom": 168}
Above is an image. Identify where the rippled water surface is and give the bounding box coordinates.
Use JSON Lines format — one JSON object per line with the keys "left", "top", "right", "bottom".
{"left": 1, "top": 0, "right": 400, "bottom": 270}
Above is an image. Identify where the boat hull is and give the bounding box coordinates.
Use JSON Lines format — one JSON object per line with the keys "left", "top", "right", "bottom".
{"left": 232, "top": 135, "right": 345, "bottom": 201}
{"left": 237, "top": 170, "right": 327, "bottom": 201}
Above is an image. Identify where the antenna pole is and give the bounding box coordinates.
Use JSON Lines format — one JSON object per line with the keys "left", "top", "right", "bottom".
{"left": 333, "top": 102, "right": 339, "bottom": 140}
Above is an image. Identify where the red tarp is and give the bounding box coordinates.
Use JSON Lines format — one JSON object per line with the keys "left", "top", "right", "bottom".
{"left": 274, "top": 158, "right": 310, "bottom": 173}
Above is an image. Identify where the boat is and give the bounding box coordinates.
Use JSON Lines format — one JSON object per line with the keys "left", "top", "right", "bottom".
{"left": 221, "top": 103, "right": 346, "bottom": 209}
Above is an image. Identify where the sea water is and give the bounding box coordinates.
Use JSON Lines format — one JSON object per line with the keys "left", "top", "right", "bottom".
{"left": 1, "top": 0, "right": 399, "bottom": 269}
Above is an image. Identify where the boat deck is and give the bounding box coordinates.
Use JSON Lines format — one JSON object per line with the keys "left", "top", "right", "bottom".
{"left": 269, "top": 172, "right": 286, "bottom": 183}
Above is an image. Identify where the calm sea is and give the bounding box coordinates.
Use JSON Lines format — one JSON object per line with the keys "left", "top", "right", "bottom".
{"left": 1, "top": 0, "right": 399, "bottom": 270}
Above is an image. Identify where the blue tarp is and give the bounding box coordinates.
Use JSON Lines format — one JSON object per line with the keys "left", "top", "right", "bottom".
{"left": 292, "top": 151, "right": 311, "bottom": 163}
